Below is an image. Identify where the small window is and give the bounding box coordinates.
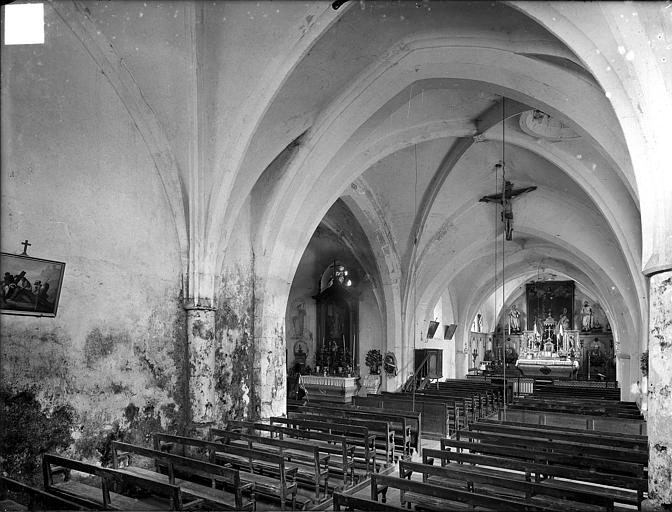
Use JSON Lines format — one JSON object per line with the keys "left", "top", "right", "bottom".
{"left": 4, "top": 3, "right": 44, "bottom": 45}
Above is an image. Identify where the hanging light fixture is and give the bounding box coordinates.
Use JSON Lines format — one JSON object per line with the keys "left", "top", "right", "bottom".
{"left": 500, "top": 97, "right": 508, "bottom": 416}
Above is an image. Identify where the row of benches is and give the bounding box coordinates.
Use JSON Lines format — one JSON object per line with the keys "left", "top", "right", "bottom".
{"left": 506, "top": 390, "right": 646, "bottom": 435}
{"left": 10, "top": 428, "right": 315, "bottom": 511}
{"left": 533, "top": 383, "right": 621, "bottom": 401}
{"left": 7, "top": 406, "right": 413, "bottom": 512}
{"left": 352, "top": 388, "right": 498, "bottom": 439}
{"left": 512, "top": 395, "right": 643, "bottom": 419}
{"left": 334, "top": 417, "right": 649, "bottom": 511}
{"left": 42, "top": 442, "right": 255, "bottom": 511}
{"left": 287, "top": 400, "right": 422, "bottom": 456}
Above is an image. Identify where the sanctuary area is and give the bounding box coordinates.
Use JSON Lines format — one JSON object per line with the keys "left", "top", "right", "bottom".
{"left": 1, "top": 1, "right": 671, "bottom": 511}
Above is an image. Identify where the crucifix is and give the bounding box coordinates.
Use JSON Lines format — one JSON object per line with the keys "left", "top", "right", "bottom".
{"left": 20, "top": 239, "right": 31, "bottom": 255}
{"left": 480, "top": 177, "right": 536, "bottom": 240}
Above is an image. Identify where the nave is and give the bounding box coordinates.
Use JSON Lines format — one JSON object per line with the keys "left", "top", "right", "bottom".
{"left": 2, "top": 1, "right": 671, "bottom": 510}
{"left": 1, "top": 380, "right": 648, "bottom": 512}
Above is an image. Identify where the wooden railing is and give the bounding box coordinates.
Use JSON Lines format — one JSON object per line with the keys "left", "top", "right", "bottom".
{"left": 402, "top": 353, "right": 432, "bottom": 393}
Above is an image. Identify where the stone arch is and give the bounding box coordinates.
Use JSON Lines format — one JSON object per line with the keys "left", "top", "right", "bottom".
{"left": 251, "top": 23, "right": 649, "bottom": 415}
{"left": 511, "top": 1, "right": 672, "bottom": 273}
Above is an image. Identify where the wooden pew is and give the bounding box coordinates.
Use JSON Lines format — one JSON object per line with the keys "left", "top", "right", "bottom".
{"left": 524, "top": 395, "right": 640, "bottom": 410}
{"left": 417, "top": 382, "right": 500, "bottom": 415}
{"left": 153, "top": 432, "right": 300, "bottom": 510}
{"left": 0, "top": 476, "right": 85, "bottom": 511}
{"left": 331, "top": 466, "right": 405, "bottom": 511}
{"left": 270, "top": 416, "right": 377, "bottom": 474}
{"left": 289, "top": 401, "right": 419, "bottom": 457}
{"left": 332, "top": 491, "right": 407, "bottom": 511}
{"left": 436, "top": 379, "right": 508, "bottom": 406}
{"left": 399, "top": 460, "right": 612, "bottom": 511}
{"left": 498, "top": 406, "right": 647, "bottom": 435}
{"left": 353, "top": 394, "right": 457, "bottom": 439}
{"left": 42, "top": 454, "right": 187, "bottom": 511}
{"left": 370, "top": 472, "right": 563, "bottom": 511}
{"left": 287, "top": 411, "right": 395, "bottom": 464}
{"left": 423, "top": 448, "right": 646, "bottom": 508}
{"left": 221, "top": 420, "right": 356, "bottom": 488}
{"left": 211, "top": 427, "right": 329, "bottom": 502}
{"left": 515, "top": 396, "right": 642, "bottom": 416}
{"left": 453, "top": 429, "right": 648, "bottom": 466}
{"left": 533, "top": 384, "right": 621, "bottom": 400}
{"left": 512, "top": 397, "right": 643, "bottom": 419}
{"left": 380, "top": 391, "right": 470, "bottom": 429}
{"left": 469, "top": 419, "right": 648, "bottom": 452}
{"left": 413, "top": 388, "right": 487, "bottom": 418}
{"left": 110, "top": 441, "right": 254, "bottom": 511}
{"left": 441, "top": 437, "right": 646, "bottom": 479}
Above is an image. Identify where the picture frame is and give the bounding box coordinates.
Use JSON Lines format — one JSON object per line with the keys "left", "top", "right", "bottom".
{"left": 444, "top": 324, "right": 458, "bottom": 340}
{"left": 526, "top": 280, "right": 574, "bottom": 331}
{"left": 426, "top": 320, "right": 440, "bottom": 339}
{"left": 1, "top": 252, "right": 66, "bottom": 317}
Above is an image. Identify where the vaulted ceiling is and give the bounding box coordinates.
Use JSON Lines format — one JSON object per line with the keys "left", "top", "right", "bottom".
{"left": 75, "top": 0, "right": 647, "bottom": 357}
{"left": 248, "top": 1, "right": 644, "bottom": 352}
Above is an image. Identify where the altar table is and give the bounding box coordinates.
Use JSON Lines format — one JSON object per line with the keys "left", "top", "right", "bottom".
{"left": 515, "top": 358, "right": 579, "bottom": 378}
{"left": 299, "top": 375, "right": 360, "bottom": 404}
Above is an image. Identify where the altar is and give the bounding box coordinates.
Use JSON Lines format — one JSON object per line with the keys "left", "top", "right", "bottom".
{"left": 514, "top": 325, "right": 581, "bottom": 379}
{"left": 299, "top": 375, "right": 360, "bottom": 404}
{"left": 516, "top": 357, "right": 579, "bottom": 378}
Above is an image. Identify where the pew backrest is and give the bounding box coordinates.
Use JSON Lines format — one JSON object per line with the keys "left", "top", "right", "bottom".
{"left": 43, "top": 453, "right": 184, "bottom": 510}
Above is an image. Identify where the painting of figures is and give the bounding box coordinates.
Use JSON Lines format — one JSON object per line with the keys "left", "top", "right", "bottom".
{"left": 525, "top": 280, "right": 575, "bottom": 332}
{"left": 1, "top": 253, "right": 66, "bottom": 317}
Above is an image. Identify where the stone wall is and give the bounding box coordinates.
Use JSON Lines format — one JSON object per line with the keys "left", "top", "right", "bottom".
{"left": 1, "top": 4, "right": 187, "bottom": 476}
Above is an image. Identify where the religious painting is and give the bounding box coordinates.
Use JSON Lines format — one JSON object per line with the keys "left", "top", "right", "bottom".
{"left": 444, "top": 324, "right": 457, "bottom": 340}
{"left": 427, "top": 320, "right": 439, "bottom": 339}
{"left": 1, "top": 253, "right": 66, "bottom": 317}
{"left": 525, "top": 280, "right": 574, "bottom": 332}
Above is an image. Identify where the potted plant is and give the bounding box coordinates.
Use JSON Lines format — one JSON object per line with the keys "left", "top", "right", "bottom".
{"left": 363, "top": 349, "right": 383, "bottom": 395}
{"left": 504, "top": 346, "right": 518, "bottom": 366}
{"left": 365, "top": 349, "right": 382, "bottom": 375}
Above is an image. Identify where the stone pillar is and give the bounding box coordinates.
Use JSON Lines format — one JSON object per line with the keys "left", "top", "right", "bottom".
{"left": 186, "top": 306, "right": 217, "bottom": 424}
{"left": 616, "top": 353, "right": 632, "bottom": 402}
{"left": 256, "top": 326, "right": 286, "bottom": 419}
{"left": 455, "top": 352, "right": 469, "bottom": 378}
{"left": 645, "top": 271, "right": 672, "bottom": 509}
{"left": 255, "top": 276, "right": 288, "bottom": 419}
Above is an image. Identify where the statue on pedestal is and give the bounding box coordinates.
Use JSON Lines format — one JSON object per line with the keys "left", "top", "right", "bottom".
{"left": 581, "top": 301, "right": 594, "bottom": 331}
{"left": 508, "top": 304, "right": 521, "bottom": 333}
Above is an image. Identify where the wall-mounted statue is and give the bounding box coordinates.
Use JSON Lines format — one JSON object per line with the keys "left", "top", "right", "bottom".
{"left": 581, "top": 301, "right": 594, "bottom": 331}
{"left": 508, "top": 304, "right": 521, "bottom": 333}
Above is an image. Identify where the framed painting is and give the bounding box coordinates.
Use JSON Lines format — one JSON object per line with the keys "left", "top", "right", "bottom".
{"left": 1, "top": 252, "right": 66, "bottom": 317}
{"left": 526, "top": 280, "right": 574, "bottom": 332}
{"left": 444, "top": 324, "right": 457, "bottom": 340}
{"left": 427, "top": 320, "right": 440, "bottom": 339}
